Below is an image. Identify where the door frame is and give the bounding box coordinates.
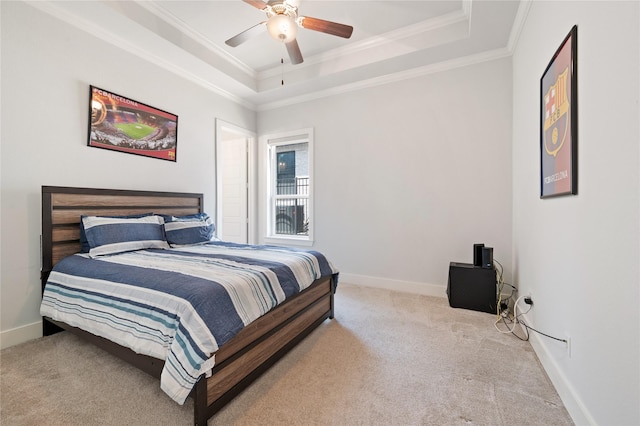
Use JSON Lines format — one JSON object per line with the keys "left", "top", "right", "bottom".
{"left": 215, "top": 119, "right": 257, "bottom": 244}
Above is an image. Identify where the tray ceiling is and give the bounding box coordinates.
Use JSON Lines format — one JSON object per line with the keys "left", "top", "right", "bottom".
{"left": 31, "top": 1, "right": 523, "bottom": 110}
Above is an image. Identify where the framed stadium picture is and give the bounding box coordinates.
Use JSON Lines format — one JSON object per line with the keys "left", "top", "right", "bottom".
{"left": 540, "top": 25, "right": 577, "bottom": 198}
{"left": 88, "top": 86, "right": 178, "bottom": 161}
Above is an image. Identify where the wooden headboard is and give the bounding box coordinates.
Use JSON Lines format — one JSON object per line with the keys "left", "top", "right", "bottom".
{"left": 41, "top": 186, "right": 204, "bottom": 284}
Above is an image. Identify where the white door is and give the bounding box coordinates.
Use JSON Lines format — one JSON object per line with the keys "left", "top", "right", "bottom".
{"left": 220, "top": 135, "right": 248, "bottom": 243}
{"left": 216, "top": 121, "right": 255, "bottom": 244}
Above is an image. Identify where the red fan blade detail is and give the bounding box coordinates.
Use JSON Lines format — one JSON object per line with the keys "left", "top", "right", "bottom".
{"left": 300, "top": 16, "right": 353, "bottom": 39}
{"left": 242, "top": 0, "right": 268, "bottom": 10}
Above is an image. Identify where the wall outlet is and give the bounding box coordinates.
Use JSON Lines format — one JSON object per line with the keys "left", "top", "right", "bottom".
{"left": 565, "top": 334, "right": 572, "bottom": 359}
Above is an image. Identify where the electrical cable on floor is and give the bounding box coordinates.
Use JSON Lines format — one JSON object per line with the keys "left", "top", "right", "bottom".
{"left": 502, "top": 282, "right": 517, "bottom": 292}
{"left": 490, "top": 260, "right": 569, "bottom": 344}
{"left": 494, "top": 292, "right": 568, "bottom": 344}
{"left": 500, "top": 316, "right": 528, "bottom": 341}
{"left": 493, "top": 259, "right": 517, "bottom": 322}
{"left": 500, "top": 282, "right": 517, "bottom": 310}
{"left": 494, "top": 295, "right": 528, "bottom": 334}
{"left": 519, "top": 320, "right": 567, "bottom": 343}
{"left": 494, "top": 259, "right": 505, "bottom": 317}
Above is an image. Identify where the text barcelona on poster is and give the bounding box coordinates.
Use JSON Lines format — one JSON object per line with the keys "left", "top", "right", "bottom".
{"left": 88, "top": 86, "right": 178, "bottom": 161}
{"left": 540, "top": 27, "right": 576, "bottom": 197}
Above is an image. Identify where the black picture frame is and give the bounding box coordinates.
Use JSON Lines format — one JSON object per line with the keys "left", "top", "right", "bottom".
{"left": 540, "top": 25, "right": 578, "bottom": 198}
{"left": 88, "top": 86, "right": 178, "bottom": 162}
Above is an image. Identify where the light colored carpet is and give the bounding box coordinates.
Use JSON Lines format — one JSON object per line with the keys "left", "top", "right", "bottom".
{"left": 0, "top": 283, "right": 573, "bottom": 425}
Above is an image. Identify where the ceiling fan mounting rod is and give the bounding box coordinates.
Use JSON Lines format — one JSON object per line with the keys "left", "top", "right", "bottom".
{"left": 265, "top": 2, "right": 298, "bottom": 20}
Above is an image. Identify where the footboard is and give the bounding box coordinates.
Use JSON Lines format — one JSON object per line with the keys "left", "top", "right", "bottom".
{"left": 193, "top": 275, "right": 335, "bottom": 425}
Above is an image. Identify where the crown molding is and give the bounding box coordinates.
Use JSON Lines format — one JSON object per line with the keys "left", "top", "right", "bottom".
{"left": 24, "top": 1, "right": 256, "bottom": 111}
{"left": 135, "top": 0, "right": 257, "bottom": 79}
{"left": 25, "top": 0, "right": 516, "bottom": 113}
{"left": 507, "top": 0, "right": 533, "bottom": 53}
{"left": 462, "top": 0, "right": 472, "bottom": 17}
{"left": 257, "top": 47, "right": 511, "bottom": 111}
{"left": 258, "top": 7, "right": 471, "bottom": 80}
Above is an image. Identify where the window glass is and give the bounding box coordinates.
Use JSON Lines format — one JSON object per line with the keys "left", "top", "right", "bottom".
{"left": 266, "top": 131, "right": 313, "bottom": 244}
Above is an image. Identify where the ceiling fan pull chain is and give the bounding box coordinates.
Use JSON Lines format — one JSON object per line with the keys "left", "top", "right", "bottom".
{"left": 281, "top": 41, "right": 286, "bottom": 85}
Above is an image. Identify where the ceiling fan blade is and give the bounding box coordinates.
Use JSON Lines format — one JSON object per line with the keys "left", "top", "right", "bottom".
{"left": 242, "top": 0, "right": 268, "bottom": 10}
{"left": 225, "top": 22, "right": 267, "bottom": 47}
{"left": 286, "top": 39, "right": 304, "bottom": 65}
{"left": 299, "top": 16, "right": 353, "bottom": 39}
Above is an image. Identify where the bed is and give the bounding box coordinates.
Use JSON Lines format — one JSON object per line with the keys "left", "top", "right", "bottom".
{"left": 40, "top": 185, "right": 338, "bottom": 425}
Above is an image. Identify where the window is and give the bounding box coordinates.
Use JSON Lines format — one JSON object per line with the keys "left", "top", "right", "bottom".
{"left": 264, "top": 128, "right": 313, "bottom": 245}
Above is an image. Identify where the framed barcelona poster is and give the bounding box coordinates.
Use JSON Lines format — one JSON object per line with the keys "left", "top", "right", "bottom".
{"left": 540, "top": 25, "right": 577, "bottom": 198}
{"left": 88, "top": 86, "right": 178, "bottom": 161}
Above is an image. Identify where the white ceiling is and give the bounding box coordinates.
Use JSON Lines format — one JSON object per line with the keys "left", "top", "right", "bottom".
{"left": 33, "top": 0, "right": 524, "bottom": 110}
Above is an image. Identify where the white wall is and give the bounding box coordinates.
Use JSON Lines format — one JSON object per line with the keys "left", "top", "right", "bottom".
{"left": 7, "top": 2, "right": 638, "bottom": 422}
{"left": 258, "top": 58, "right": 513, "bottom": 296}
{"left": 0, "top": 2, "right": 255, "bottom": 347}
{"left": 512, "top": 2, "right": 639, "bottom": 425}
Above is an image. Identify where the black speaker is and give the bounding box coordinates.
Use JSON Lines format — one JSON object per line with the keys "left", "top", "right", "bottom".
{"left": 481, "top": 247, "right": 493, "bottom": 268}
{"left": 473, "top": 243, "right": 484, "bottom": 267}
{"left": 447, "top": 262, "right": 497, "bottom": 314}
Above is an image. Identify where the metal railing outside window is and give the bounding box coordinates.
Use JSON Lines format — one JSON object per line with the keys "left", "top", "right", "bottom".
{"left": 275, "top": 177, "right": 309, "bottom": 235}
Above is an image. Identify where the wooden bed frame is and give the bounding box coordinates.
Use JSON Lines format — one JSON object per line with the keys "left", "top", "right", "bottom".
{"left": 40, "top": 186, "right": 336, "bottom": 425}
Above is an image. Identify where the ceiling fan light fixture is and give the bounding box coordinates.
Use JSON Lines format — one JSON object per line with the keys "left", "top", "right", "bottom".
{"left": 228, "top": 0, "right": 353, "bottom": 66}
{"left": 267, "top": 14, "right": 298, "bottom": 43}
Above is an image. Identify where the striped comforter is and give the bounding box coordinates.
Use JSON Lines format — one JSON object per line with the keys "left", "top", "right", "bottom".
{"left": 40, "top": 242, "right": 337, "bottom": 404}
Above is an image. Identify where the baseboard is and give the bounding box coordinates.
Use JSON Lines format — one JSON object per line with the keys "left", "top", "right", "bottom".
{"left": 0, "top": 321, "right": 42, "bottom": 350}
{"left": 520, "top": 312, "right": 594, "bottom": 426}
{"left": 341, "top": 273, "right": 588, "bottom": 425}
{"left": 339, "top": 272, "right": 446, "bottom": 298}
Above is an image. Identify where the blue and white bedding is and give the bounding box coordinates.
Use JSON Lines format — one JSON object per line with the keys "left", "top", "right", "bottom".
{"left": 40, "top": 242, "right": 338, "bottom": 404}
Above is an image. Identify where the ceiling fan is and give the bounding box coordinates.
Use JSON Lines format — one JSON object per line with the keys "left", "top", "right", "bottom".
{"left": 225, "top": 0, "right": 354, "bottom": 65}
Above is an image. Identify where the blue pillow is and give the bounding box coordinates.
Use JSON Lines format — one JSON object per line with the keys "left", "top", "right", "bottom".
{"left": 82, "top": 215, "right": 169, "bottom": 257}
{"left": 162, "top": 213, "right": 215, "bottom": 247}
{"left": 79, "top": 213, "right": 154, "bottom": 253}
